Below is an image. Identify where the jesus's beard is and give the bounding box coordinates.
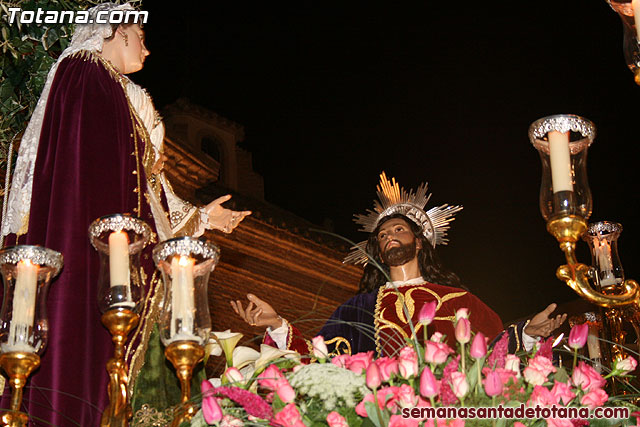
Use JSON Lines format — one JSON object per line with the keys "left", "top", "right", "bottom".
{"left": 381, "top": 240, "right": 417, "bottom": 267}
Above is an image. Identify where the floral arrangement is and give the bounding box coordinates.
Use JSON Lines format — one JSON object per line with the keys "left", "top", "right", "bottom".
{"left": 190, "top": 306, "right": 640, "bottom": 427}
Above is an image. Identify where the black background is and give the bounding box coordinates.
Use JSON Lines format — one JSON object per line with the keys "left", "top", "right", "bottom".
{"left": 135, "top": 2, "right": 640, "bottom": 321}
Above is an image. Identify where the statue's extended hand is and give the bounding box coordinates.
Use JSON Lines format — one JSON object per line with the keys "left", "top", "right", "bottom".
{"left": 524, "top": 303, "right": 567, "bottom": 338}
{"left": 230, "top": 293, "right": 282, "bottom": 330}
{"left": 205, "top": 194, "right": 251, "bottom": 233}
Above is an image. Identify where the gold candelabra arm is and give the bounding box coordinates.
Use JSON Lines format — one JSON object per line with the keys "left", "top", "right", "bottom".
{"left": 100, "top": 308, "right": 139, "bottom": 427}
{"left": 165, "top": 341, "right": 204, "bottom": 427}
{"left": 0, "top": 352, "right": 40, "bottom": 427}
{"left": 548, "top": 215, "right": 640, "bottom": 308}
{"left": 556, "top": 263, "right": 640, "bottom": 307}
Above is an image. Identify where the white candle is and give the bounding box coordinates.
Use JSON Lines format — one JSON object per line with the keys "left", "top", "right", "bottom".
{"left": 5, "top": 259, "right": 39, "bottom": 352}
{"left": 595, "top": 241, "right": 612, "bottom": 272}
{"left": 170, "top": 256, "right": 196, "bottom": 340}
{"left": 109, "top": 231, "right": 130, "bottom": 288}
{"left": 548, "top": 130, "right": 573, "bottom": 193}
{"left": 633, "top": 0, "right": 640, "bottom": 40}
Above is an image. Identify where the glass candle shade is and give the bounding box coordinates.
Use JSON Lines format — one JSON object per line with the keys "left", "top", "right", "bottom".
{"left": 607, "top": 0, "right": 640, "bottom": 84}
{"left": 153, "top": 237, "right": 220, "bottom": 346}
{"left": 583, "top": 221, "right": 625, "bottom": 291}
{"left": 0, "top": 245, "right": 63, "bottom": 354}
{"left": 529, "top": 114, "right": 595, "bottom": 221}
{"left": 89, "top": 214, "right": 152, "bottom": 313}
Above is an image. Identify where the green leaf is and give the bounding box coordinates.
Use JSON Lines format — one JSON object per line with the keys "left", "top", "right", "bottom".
{"left": 554, "top": 366, "right": 569, "bottom": 383}
{"left": 467, "top": 356, "right": 485, "bottom": 392}
{"left": 363, "top": 402, "right": 385, "bottom": 427}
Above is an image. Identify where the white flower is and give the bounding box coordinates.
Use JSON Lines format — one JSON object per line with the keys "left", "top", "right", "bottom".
{"left": 254, "top": 344, "right": 301, "bottom": 372}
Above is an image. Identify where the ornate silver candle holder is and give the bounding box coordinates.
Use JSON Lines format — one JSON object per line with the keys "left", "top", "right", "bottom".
{"left": 529, "top": 115, "right": 640, "bottom": 309}
{"left": 153, "top": 236, "right": 219, "bottom": 426}
{"left": 89, "top": 214, "right": 153, "bottom": 427}
{"left": 0, "top": 245, "right": 63, "bottom": 427}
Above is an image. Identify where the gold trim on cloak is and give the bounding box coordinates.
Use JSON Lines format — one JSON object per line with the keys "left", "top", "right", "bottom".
{"left": 374, "top": 282, "right": 466, "bottom": 356}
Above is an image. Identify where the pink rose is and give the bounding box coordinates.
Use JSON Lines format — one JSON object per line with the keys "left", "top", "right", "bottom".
{"left": 366, "top": 363, "right": 382, "bottom": 389}
{"left": 580, "top": 387, "right": 608, "bottom": 409}
{"left": 258, "top": 364, "right": 285, "bottom": 390}
{"left": 274, "top": 403, "right": 305, "bottom": 427}
{"left": 389, "top": 415, "right": 420, "bottom": 427}
{"left": 375, "top": 356, "right": 399, "bottom": 382}
{"left": 396, "top": 383, "right": 417, "bottom": 408}
{"left": 615, "top": 356, "right": 638, "bottom": 375}
{"left": 527, "top": 385, "right": 555, "bottom": 407}
{"left": 523, "top": 366, "right": 547, "bottom": 386}
{"left": 430, "top": 331, "right": 444, "bottom": 342}
{"left": 572, "top": 361, "right": 606, "bottom": 391}
{"left": 550, "top": 380, "right": 575, "bottom": 405}
{"left": 377, "top": 386, "right": 399, "bottom": 412}
{"left": 201, "top": 380, "right": 223, "bottom": 424}
{"left": 312, "top": 335, "right": 329, "bottom": 359}
{"left": 455, "top": 308, "right": 469, "bottom": 320}
{"left": 398, "top": 347, "right": 419, "bottom": 378}
{"left": 276, "top": 380, "right": 296, "bottom": 403}
{"left": 326, "top": 411, "right": 348, "bottom": 427}
{"left": 331, "top": 354, "right": 349, "bottom": 369}
{"left": 424, "top": 341, "right": 453, "bottom": 365}
{"left": 355, "top": 394, "right": 374, "bottom": 417}
{"left": 450, "top": 371, "right": 469, "bottom": 399}
{"left": 514, "top": 424, "right": 527, "bottom": 427}
{"left": 528, "top": 355, "right": 557, "bottom": 377}
{"left": 346, "top": 351, "right": 374, "bottom": 374}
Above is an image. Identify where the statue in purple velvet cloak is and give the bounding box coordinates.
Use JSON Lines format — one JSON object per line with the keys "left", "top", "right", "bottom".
{"left": 1, "top": 3, "right": 249, "bottom": 425}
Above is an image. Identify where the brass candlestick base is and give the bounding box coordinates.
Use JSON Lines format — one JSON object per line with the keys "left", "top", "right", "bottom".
{"left": 0, "top": 351, "right": 40, "bottom": 427}
{"left": 100, "top": 308, "right": 140, "bottom": 427}
{"left": 547, "top": 214, "right": 640, "bottom": 308}
{"left": 165, "top": 340, "right": 204, "bottom": 427}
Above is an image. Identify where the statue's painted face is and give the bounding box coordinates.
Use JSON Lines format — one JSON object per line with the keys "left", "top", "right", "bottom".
{"left": 376, "top": 217, "right": 421, "bottom": 266}
{"left": 118, "top": 24, "right": 149, "bottom": 74}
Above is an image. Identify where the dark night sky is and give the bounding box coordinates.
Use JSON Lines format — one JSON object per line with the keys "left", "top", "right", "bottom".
{"left": 134, "top": 2, "right": 640, "bottom": 321}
